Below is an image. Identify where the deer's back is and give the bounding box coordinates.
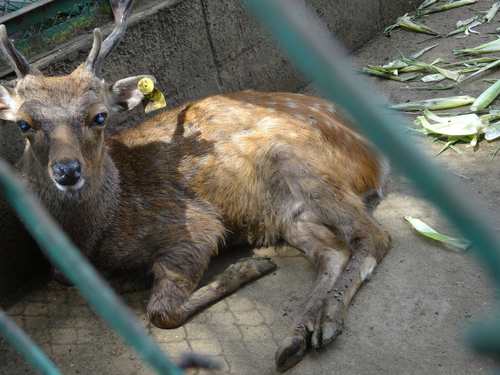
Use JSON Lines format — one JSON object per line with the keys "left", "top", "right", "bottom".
{"left": 105, "top": 91, "right": 386, "bottom": 249}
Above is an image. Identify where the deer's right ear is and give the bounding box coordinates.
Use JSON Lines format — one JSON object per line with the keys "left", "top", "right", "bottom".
{"left": 107, "top": 75, "right": 156, "bottom": 114}
{"left": 0, "top": 85, "right": 18, "bottom": 121}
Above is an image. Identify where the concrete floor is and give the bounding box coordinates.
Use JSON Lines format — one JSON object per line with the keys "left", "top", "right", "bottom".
{"left": 3, "top": 0, "right": 500, "bottom": 374}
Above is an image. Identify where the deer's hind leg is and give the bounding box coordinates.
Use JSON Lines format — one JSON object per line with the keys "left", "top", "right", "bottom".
{"left": 275, "top": 201, "right": 391, "bottom": 372}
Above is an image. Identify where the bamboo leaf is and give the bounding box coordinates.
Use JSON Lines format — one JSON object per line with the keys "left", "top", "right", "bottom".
{"left": 422, "top": 73, "right": 446, "bottom": 82}
{"left": 436, "top": 139, "right": 460, "bottom": 155}
{"left": 362, "top": 67, "right": 406, "bottom": 81}
{"left": 405, "top": 216, "right": 471, "bottom": 249}
{"left": 418, "top": 0, "right": 438, "bottom": 9}
{"left": 471, "top": 79, "right": 500, "bottom": 111}
{"left": 404, "top": 84, "right": 456, "bottom": 90}
{"left": 485, "top": 121, "right": 500, "bottom": 140}
{"left": 461, "top": 59, "right": 500, "bottom": 82}
{"left": 454, "top": 38, "right": 500, "bottom": 55}
{"left": 410, "top": 43, "right": 439, "bottom": 59}
{"left": 407, "top": 60, "right": 462, "bottom": 81}
{"left": 416, "top": 108, "right": 486, "bottom": 136}
{"left": 391, "top": 96, "right": 475, "bottom": 111}
{"left": 490, "top": 145, "right": 500, "bottom": 160}
{"left": 417, "top": 0, "right": 477, "bottom": 16}
{"left": 446, "top": 20, "right": 482, "bottom": 37}
{"left": 483, "top": 1, "right": 500, "bottom": 23}
{"left": 397, "top": 14, "right": 441, "bottom": 35}
{"left": 441, "top": 57, "right": 500, "bottom": 67}
{"left": 456, "top": 16, "right": 478, "bottom": 28}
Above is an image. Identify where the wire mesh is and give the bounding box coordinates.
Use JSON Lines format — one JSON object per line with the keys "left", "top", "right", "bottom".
{"left": 0, "top": 0, "right": 36, "bottom": 16}
{"left": 1, "top": 0, "right": 500, "bottom": 373}
{"left": 4, "top": 0, "right": 100, "bottom": 43}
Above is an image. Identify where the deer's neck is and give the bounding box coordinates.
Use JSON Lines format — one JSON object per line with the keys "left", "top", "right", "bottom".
{"left": 17, "top": 146, "right": 121, "bottom": 255}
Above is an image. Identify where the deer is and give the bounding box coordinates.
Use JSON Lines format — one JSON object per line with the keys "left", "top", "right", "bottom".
{"left": 0, "top": 0, "right": 391, "bottom": 371}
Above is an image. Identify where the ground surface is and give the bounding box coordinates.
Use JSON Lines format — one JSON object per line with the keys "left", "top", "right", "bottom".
{"left": 2, "top": 1, "right": 500, "bottom": 374}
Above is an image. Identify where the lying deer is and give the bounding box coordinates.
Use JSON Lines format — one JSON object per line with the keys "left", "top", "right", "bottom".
{"left": 0, "top": 0, "right": 391, "bottom": 371}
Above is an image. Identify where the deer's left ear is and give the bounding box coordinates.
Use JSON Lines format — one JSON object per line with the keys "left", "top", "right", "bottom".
{"left": 107, "top": 75, "right": 156, "bottom": 113}
{"left": 0, "top": 85, "right": 20, "bottom": 121}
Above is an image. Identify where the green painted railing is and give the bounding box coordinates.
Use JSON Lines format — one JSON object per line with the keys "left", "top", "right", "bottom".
{"left": 0, "top": 308, "right": 63, "bottom": 375}
{"left": 0, "top": 159, "right": 183, "bottom": 375}
{"left": 1, "top": 0, "right": 500, "bottom": 373}
{"left": 240, "top": 0, "right": 500, "bottom": 356}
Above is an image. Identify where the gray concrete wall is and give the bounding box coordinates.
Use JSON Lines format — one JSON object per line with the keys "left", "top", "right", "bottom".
{"left": 0, "top": 0, "right": 417, "bottom": 304}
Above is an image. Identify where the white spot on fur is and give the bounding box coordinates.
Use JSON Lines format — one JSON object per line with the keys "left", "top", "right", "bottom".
{"left": 310, "top": 103, "right": 321, "bottom": 110}
{"left": 258, "top": 117, "right": 277, "bottom": 130}
{"left": 360, "top": 256, "right": 377, "bottom": 281}
{"left": 267, "top": 101, "right": 277, "bottom": 106}
{"left": 295, "top": 114, "right": 306, "bottom": 122}
{"left": 326, "top": 121, "right": 338, "bottom": 130}
{"left": 325, "top": 103, "right": 336, "bottom": 113}
{"left": 286, "top": 102, "right": 298, "bottom": 108}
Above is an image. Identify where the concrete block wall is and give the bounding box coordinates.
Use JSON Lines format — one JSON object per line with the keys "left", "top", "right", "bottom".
{"left": 0, "top": 0, "right": 417, "bottom": 304}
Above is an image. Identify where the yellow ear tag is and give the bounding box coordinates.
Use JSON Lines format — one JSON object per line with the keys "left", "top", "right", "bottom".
{"left": 138, "top": 78, "right": 166, "bottom": 113}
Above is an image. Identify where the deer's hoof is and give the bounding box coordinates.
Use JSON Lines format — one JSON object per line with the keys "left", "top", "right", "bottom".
{"left": 243, "top": 256, "right": 277, "bottom": 275}
{"left": 275, "top": 337, "right": 306, "bottom": 372}
{"left": 311, "top": 321, "right": 342, "bottom": 348}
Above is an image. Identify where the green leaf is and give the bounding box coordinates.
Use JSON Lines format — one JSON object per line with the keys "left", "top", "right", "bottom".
{"left": 417, "top": 0, "right": 477, "bottom": 16}
{"left": 454, "top": 38, "right": 500, "bottom": 56}
{"left": 397, "top": 14, "right": 441, "bottom": 35}
{"left": 471, "top": 79, "right": 500, "bottom": 111}
{"left": 404, "top": 216, "right": 471, "bottom": 249}
{"left": 416, "top": 109, "right": 486, "bottom": 137}
{"left": 410, "top": 43, "right": 439, "bottom": 59}
{"left": 483, "top": 1, "right": 500, "bottom": 23}
{"left": 391, "top": 96, "right": 475, "bottom": 111}
{"left": 362, "top": 67, "right": 406, "bottom": 82}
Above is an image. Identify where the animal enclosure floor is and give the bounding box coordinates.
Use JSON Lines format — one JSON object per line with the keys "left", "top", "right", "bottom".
{"left": 2, "top": 1, "right": 500, "bottom": 374}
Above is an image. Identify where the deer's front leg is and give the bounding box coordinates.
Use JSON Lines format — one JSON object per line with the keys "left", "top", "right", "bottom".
{"left": 147, "top": 248, "right": 276, "bottom": 329}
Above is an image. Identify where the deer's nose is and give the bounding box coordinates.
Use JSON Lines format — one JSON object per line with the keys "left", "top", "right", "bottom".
{"left": 51, "top": 160, "right": 83, "bottom": 187}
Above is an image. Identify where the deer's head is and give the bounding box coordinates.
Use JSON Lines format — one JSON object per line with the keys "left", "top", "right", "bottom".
{"left": 0, "top": 0, "right": 153, "bottom": 192}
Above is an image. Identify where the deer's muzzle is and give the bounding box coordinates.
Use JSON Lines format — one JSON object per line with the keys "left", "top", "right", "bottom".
{"left": 50, "top": 160, "right": 85, "bottom": 191}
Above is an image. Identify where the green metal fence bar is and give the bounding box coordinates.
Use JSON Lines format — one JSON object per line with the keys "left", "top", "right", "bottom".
{"left": 0, "top": 308, "right": 62, "bottom": 375}
{"left": 0, "top": 159, "right": 183, "bottom": 375}
{"left": 240, "top": 0, "right": 500, "bottom": 354}
{"left": 2, "top": 0, "right": 500, "bottom": 372}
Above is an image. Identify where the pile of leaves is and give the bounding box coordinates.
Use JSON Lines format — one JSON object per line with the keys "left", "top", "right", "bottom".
{"left": 365, "top": 0, "right": 500, "bottom": 157}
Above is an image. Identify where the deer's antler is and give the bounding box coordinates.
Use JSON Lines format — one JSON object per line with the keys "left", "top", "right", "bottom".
{"left": 85, "top": 0, "right": 134, "bottom": 77}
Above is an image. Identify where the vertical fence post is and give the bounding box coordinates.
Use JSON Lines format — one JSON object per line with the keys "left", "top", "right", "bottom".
{"left": 240, "top": 0, "right": 500, "bottom": 354}
{"left": 0, "top": 308, "right": 63, "bottom": 375}
{"left": 0, "top": 159, "right": 184, "bottom": 375}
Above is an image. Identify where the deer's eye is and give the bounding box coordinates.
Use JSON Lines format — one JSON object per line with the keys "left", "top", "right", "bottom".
{"left": 91, "top": 113, "right": 107, "bottom": 127}
{"left": 17, "top": 120, "right": 33, "bottom": 132}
